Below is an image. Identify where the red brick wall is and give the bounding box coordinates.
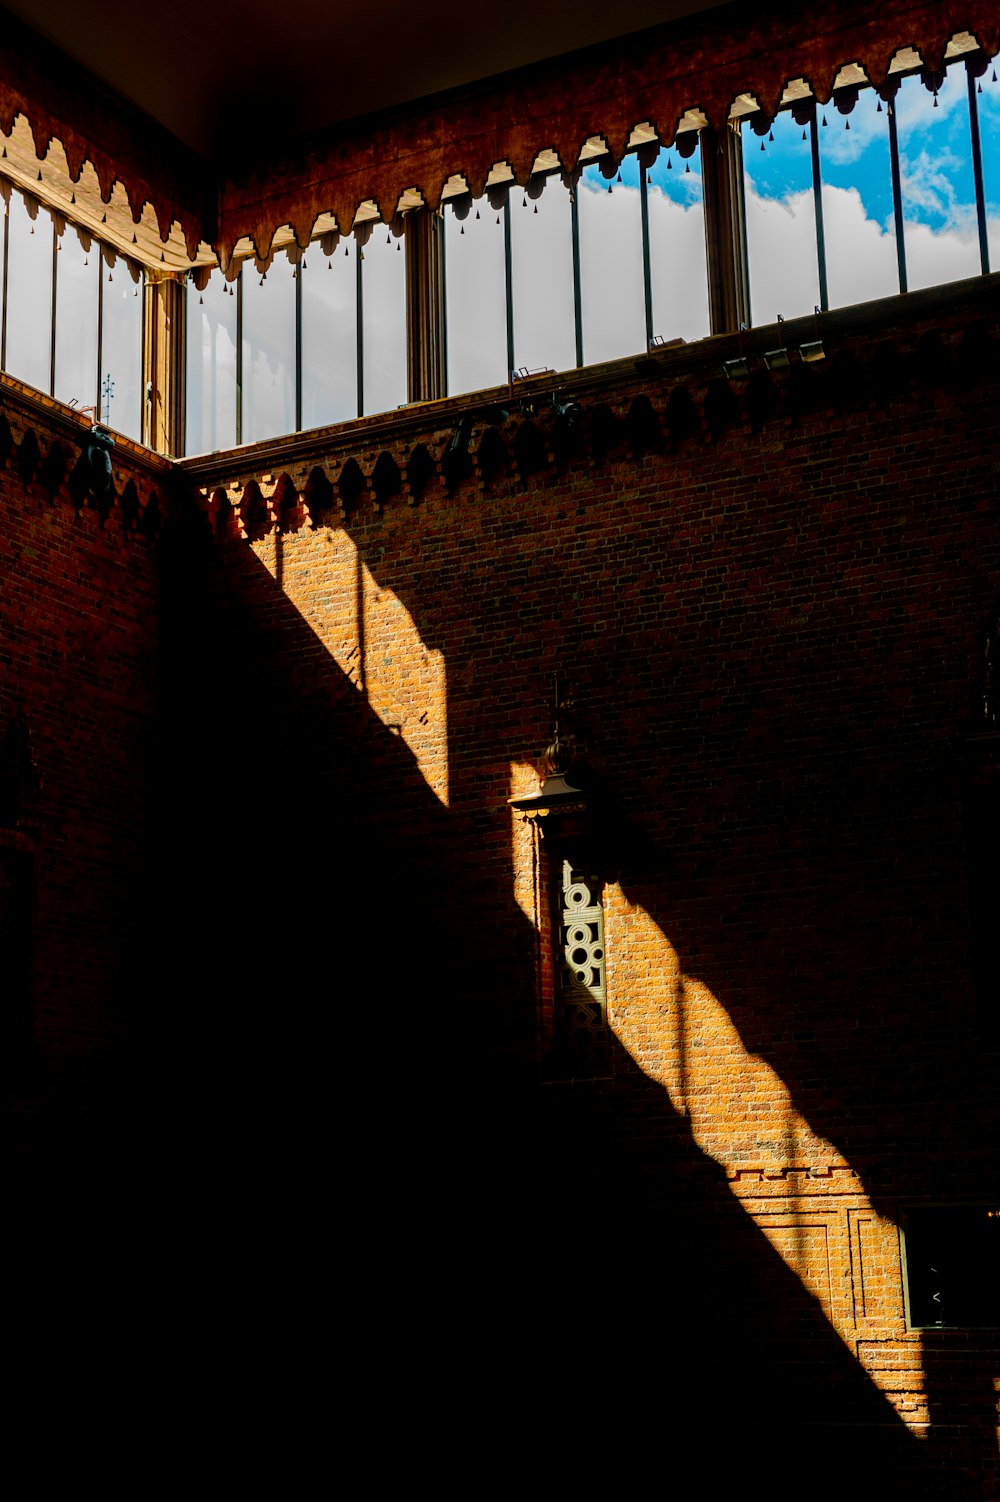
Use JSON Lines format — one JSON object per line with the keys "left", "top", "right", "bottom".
{"left": 172, "top": 277, "right": 1000, "bottom": 1493}
{"left": 4, "top": 281, "right": 995, "bottom": 1488}
{"left": 0, "top": 387, "right": 165, "bottom": 1186}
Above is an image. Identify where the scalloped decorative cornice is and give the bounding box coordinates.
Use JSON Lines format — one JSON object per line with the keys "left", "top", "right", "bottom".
{"left": 2, "top": 0, "right": 997, "bottom": 272}
{"left": 0, "top": 4, "right": 214, "bottom": 265}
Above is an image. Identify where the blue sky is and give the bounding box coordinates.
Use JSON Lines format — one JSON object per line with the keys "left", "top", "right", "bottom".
{"left": 743, "top": 61, "right": 1000, "bottom": 321}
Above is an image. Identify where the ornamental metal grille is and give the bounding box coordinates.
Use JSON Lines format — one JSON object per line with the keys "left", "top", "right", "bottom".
{"left": 555, "top": 859, "right": 609, "bottom": 1077}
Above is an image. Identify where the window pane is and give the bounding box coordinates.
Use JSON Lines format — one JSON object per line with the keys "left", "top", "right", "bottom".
{"left": 6, "top": 194, "right": 53, "bottom": 392}
{"left": 302, "top": 242, "right": 358, "bottom": 429}
{"left": 509, "top": 175, "right": 576, "bottom": 374}
{"left": 102, "top": 257, "right": 143, "bottom": 442}
{"left": 242, "top": 256, "right": 296, "bottom": 443}
{"left": 186, "top": 268, "right": 237, "bottom": 455}
{"left": 896, "top": 63, "right": 980, "bottom": 291}
{"left": 361, "top": 229, "right": 407, "bottom": 416}
{"left": 819, "top": 88, "right": 900, "bottom": 307}
{"left": 978, "top": 55, "right": 1000, "bottom": 271}
{"left": 577, "top": 158, "right": 645, "bottom": 364}
{"left": 54, "top": 230, "right": 98, "bottom": 410}
{"left": 743, "top": 110, "right": 819, "bottom": 325}
{"left": 445, "top": 201, "right": 508, "bottom": 396}
{"left": 648, "top": 143, "right": 710, "bottom": 343}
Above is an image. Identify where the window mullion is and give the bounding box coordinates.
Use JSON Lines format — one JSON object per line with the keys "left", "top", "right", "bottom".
{"left": 356, "top": 237, "right": 364, "bottom": 417}
{"left": 235, "top": 265, "right": 243, "bottom": 445}
{"left": 570, "top": 182, "right": 583, "bottom": 368}
{"left": 95, "top": 249, "right": 103, "bottom": 416}
{"left": 404, "top": 207, "right": 445, "bottom": 403}
{"left": 886, "top": 94, "right": 908, "bottom": 294}
{"left": 2, "top": 200, "right": 9, "bottom": 370}
{"left": 966, "top": 61, "right": 991, "bottom": 275}
{"left": 809, "top": 108, "right": 829, "bottom": 312}
{"left": 439, "top": 214, "right": 448, "bottom": 394}
{"left": 295, "top": 255, "right": 303, "bottom": 431}
{"left": 49, "top": 217, "right": 57, "bottom": 396}
{"left": 701, "top": 125, "right": 749, "bottom": 334}
{"left": 639, "top": 158, "right": 653, "bottom": 347}
{"left": 503, "top": 196, "right": 514, "bottom": 377}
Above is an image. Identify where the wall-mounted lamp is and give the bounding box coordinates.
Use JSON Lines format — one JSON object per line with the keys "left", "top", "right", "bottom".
{"left": 445, "top": 414, "right": 472, "bottom": 456}
{"left": 552, "top": 397, "right": 585, "bottom": 429}
{"left": 508, "top": 675, "right": 590, "bottom": 841}
{"left": 799, "top": 341, "right": 826, "bottom": 362}
{"left": 85, "top": 424, "right": 115, "bottom": 504}
{"left": 508, "top": 764, "right": 589, "bottom": 835}
{"left": 764, "top": 348, "right": 791, "bottom": 370}
{"left": 723, "top": 357, "right": 750, "bottom": 380}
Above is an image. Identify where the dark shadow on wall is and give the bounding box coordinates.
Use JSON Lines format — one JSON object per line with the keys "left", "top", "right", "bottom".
{"left": 553, "top": 742, "right": 999, "bottom": 1497}
{"left": 144, "top": 515, "right": 951, "bottom": 1497}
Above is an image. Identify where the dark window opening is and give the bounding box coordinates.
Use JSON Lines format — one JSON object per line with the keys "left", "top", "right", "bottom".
{"left": 902, "top": 1206, "right": 1000, "bottom": 1329}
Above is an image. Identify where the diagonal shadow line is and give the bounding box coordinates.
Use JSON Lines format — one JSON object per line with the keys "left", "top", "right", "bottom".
{"left": 144, "top": 517, "right": 962, "bottom": 1493}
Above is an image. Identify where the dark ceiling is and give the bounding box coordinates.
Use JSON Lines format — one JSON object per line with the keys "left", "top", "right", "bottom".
{"left": 9, "top": 0, "right": 725, "bottom": 158}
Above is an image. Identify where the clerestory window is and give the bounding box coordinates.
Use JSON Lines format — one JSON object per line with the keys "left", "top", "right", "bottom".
{"left": 740, "top": 51, "right": 1000, "bottom": 325}
{"left": 0, "top": 188, "right": 143, "bottom": 439}
{"left": 185, "top": 228, "right": 407, "bottom": 456}
{"left": 442, "top": 137, "right": 711, "bottom": 401}
{"left": 0, "top": 38, "right": 997, "bottom": 454}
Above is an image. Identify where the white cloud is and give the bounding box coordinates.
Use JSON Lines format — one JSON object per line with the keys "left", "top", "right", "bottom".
{"left": 745, "top": 184, "right": 821, "bottom": 324}
{"left": 648, "top": 188, "right": 710, "bottom": 344}
{"left": 745, "top": 175, "right": 992, "bottom": 320}
{"left": 900, "top": 147, "right": 978, "bottom": 232}
{"left": 822, "top": 185, "right": 899, "bottom": 308}
{"left": 447, "top": 177, "right": 713, "bottom": 384}
{"left": 442, "top": 159, "right": 995, "bottom": 401}
{"left": 817, "top": 99, "right": 885, "bottom": 169}
{"left": 893, "top": 66, "right": 967, "bottom": 135}
{"left": 509, "top": 184, "right": 577, "bottom": 374}
{"left": 578, "top": 178, "right": 647, "bottom": 363}
{"left": 903, "top": 214, "right": 982, "bottom": 291}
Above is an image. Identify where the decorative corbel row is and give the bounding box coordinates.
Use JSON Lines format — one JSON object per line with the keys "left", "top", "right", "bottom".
{"left": 0, "top": 406, "right": 166, "bottom": 537}
{"left": 186, "top": 315, "right": 999, "bottom": 545}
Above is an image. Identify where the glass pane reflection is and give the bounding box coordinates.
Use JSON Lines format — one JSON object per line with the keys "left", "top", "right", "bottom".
{"left": 509, "top": 176, "right": 576, "bottom": 374}
{"left": 301, "top": 242, "right": 358, "bottom": 429}
{"left": 102, "top": 257, "right": 143, "bottom": 442}
{"left": 648, "top": 144, "right": 710, "bottom": 343}
{"left": 445, "top": 202, "right": 507, "bottom": 397}
{"left": 577, "top": 159, "right": 645, "bottom": 364}
{"left": 54, "top": 230, "right": 98, "bottom": 411}
{"left": 186, "top": 268, "right": 237, "bottom": 455}
{"left": 743, "top": 110, "right": 819, "bottom": 326}
{"left": 6, "top": 193, "right": 53, "bottom": 392}
{"left": 361, "top": 229, "right": 407, "bottom": 417}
